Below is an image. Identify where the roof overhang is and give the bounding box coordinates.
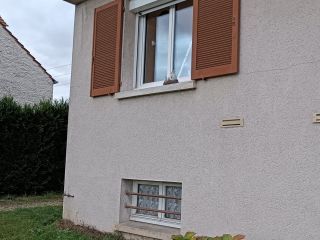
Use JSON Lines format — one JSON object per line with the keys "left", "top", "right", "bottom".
{"left": 63, "top": 0, "right": 87, "bottom": 5}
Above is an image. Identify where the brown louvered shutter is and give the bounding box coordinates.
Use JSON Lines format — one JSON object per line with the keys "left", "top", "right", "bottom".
{"left": 91, "top": 0, "right": 123, "bottom": 97}
{"left": 191, "top": 0, "right": 240, "bottom": 80}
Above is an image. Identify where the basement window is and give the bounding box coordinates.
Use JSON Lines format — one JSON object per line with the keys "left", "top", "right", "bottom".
{"left": 126, "top": 181, "right": 182, "bottom": 228}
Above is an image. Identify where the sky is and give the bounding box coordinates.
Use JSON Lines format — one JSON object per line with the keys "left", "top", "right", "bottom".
{"left": 0, "top": 0, "right": 75, "bottom": 100}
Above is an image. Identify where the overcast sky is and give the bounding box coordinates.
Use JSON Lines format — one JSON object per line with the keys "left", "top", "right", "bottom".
{"left": 0, "top": 0, "right": 75, "bottom": 100}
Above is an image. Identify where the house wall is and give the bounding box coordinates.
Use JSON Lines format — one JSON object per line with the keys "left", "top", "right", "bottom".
{"left": 0, "top": 26, "right": 53, "bottom": 104}
{"left": 63, "top": 0, "right": 320, "bottom": 239}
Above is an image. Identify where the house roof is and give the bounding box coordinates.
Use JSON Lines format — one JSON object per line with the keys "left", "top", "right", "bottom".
{"left": 0, "top": 16, "right": 57, "bottom": 84}
{"left": 0, "top": 16, "right": 8, "bottom": 27}
{"left": 63, "top": 0, "right": 87, "bottom": 5}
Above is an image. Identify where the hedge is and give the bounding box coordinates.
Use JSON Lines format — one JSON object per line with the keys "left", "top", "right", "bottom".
{"left": 0, "top": 97, "right": 68, "bottom": 195}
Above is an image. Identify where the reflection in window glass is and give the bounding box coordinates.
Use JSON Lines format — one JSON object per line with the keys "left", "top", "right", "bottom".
{"left": 137, "top": 184, "right": 159, "bottom": 217}
{"left": 144, "top": 9, "right": 170, "bottom": 83}
{"left": 165, "top": 186, "right": 182, "bottom": 220}
{"left": 174, "top": 3, "right": 193, "bottom": 79}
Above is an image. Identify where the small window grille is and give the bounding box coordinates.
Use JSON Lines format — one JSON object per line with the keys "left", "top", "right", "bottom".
{"left": 313, "top": 113, "right": 320, "bottom": 123}
{"left": 221, "top": 118, "right": 244, "bottom": 128}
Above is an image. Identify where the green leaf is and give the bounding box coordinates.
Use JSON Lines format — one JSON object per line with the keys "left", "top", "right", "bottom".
{"left": 196, "top": 237, "right": 210, "bottom": 240}
{"left": 172, "top": 235, "right": 183, "bottom": 240}
{"left": 185, "top": 232, "right": 197, "bottom": 240}
{"left": 222, "top": 234, "right": 233, "bottom": 240}
{"left": 212, "top": 237, "right": 222, "bottom": 240}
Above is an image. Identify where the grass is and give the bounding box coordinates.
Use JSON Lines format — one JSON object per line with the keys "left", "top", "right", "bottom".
{"left": 0, "top": 206, "right": 124, "bottom": 240}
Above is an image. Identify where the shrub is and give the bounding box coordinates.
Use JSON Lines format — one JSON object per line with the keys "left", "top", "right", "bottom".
{"left": 0, "top": 97, "right": 68, "bottom": 195}
{"left": 172, "top": 232, "right": 245, "bottom": 240}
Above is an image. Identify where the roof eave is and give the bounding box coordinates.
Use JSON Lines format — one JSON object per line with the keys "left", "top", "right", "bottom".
{"left": 63, "top": 0, "right": 87, "bottom": 5}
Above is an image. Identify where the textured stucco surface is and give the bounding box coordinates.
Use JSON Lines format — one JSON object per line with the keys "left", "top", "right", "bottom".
{"left": 63, "top": 0, "right": 320, "bottom": 239}
{"left": 0, "top": 26, "right": 53, "bottom": 104}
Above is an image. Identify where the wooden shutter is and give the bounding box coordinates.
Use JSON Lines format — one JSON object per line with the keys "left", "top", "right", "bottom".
{"left": 191, "top": 0, "right": 240, "bottom": 80}
{"left": 91, "top": 0, "right": 123, "bottom": 97}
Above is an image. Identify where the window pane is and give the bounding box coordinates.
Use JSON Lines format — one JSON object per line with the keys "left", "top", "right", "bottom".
{"left": 144, "top": 8, "right": 169, "bottom": 83}
{"left": 174, "top": 2, "right": 193, "bottom": 79}
{"left": 136, "top": 184, "right": 159, "bottom": 217}
{"left": 165, "top": 186, "right": 182, "bottom": 220}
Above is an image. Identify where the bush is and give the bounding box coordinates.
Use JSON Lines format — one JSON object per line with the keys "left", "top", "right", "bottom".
{"left": 0, "top": 97, "right": 69, "bottom": 195}
{"left": 172, "top": 232, "right": 246, "bottom": 240}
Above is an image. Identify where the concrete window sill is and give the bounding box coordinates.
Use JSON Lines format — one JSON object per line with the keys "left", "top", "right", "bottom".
{"left": 114, "top": 81, "right": 196, "bottom": 100}
{"left": 115, "top": 221, "right": 180, "bottom": 240}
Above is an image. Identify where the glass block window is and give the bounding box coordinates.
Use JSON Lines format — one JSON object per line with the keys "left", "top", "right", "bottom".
{"left": 165, "top": 186, "right": 182, "bottom": 220}
{"left": 136, "top": 184, "right": 159, "bottom": 216}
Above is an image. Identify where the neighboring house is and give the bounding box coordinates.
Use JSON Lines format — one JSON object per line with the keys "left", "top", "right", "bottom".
{"left": 63, "top": 0, "right": 320, "bottom": 239}
{"left": 0, "top": 16, "right": 56, "bottom": 104}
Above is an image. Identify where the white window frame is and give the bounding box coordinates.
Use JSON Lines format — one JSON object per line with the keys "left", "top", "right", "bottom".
{"left": 134, "top": 0, "right": 192, "bottom": 89}
{"left": 130, "top": 180, "right": 182, "bottom": 228}
{"left": 130, "top": 0, "right": 176, "bottom": 12}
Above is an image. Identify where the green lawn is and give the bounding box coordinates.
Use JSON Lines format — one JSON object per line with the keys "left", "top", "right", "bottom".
{"left": 0, "top": 206, "right": 123, "bottom": 240}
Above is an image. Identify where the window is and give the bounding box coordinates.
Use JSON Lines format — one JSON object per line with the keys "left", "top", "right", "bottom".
{"left": 126, "top": 181, "right": 182, "bottom": 228}
{"left": 136, "top": 0, "right": 193, "bottom": 88}
{"left": 91, "top": 0, "right": 239, "bottom": 97}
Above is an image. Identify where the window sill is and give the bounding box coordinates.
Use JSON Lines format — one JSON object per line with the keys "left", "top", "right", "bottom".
{"left": 115, "top": 221, "right": 180, "bottom": 240}
{"left": 114, "top": 81, "right": 196, "bottom": 100}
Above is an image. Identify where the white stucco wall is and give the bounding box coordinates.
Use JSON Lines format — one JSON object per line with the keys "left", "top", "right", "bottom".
{"left": 0, "top": 26, "right": 53, "bottom": 104}
{"left": 63, "top": 0, "right": 320, "bottom": 239}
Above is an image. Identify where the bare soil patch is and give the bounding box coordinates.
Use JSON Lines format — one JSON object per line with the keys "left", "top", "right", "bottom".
{"left": 0, "top": 193, "right": 62, "bottom": 211}
{"left": 58, "top": 220, "right": 107, "bottom": 238}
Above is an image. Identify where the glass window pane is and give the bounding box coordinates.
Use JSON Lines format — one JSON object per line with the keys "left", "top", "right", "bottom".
{"left": 165, "top": 186, "right": 182, "bottom": 220}
{"left": 144, "top": 8, "right": 170, "bottom": 83}
{"left": 174, "top": 2, "right": 193, "bottom": 80}
{"left": 136, "top": 184, "right": 159, "bottom": 217}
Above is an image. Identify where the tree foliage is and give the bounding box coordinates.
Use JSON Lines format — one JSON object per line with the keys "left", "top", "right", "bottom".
{"left": 0, "top": 97, "right": 68, "bottom": 195}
